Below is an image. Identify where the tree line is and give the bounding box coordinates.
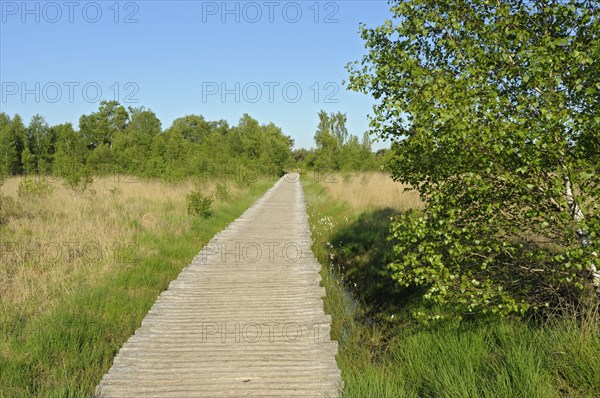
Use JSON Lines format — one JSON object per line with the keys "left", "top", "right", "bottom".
{"left": 0, "top": 101, "right": 387, "bottom": 185}
{"left": 294, "top": 110, "right": 391, "bottom": 172}
{"left": 0, "top": 101, "right": 297, "bottom": 183}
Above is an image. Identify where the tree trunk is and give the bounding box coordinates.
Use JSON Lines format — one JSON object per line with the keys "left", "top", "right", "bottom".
{"left": 564, "top": 175, "right": 600, "bottom": 297}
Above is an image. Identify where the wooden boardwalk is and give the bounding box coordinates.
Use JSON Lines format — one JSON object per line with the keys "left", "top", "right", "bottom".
{"left": 96, "top": 174, "right": 342, "bottom": 397}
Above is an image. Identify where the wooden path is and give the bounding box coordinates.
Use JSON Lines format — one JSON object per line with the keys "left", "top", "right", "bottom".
{"left": 96, "top": 174, "right": 342, "bottom": 397}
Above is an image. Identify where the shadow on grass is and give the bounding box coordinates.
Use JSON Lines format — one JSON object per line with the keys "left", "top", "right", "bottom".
{"left": 328, "top": 207, "right": 423, "bottom": 321}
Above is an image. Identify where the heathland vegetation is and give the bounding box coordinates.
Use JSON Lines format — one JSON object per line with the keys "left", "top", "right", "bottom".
{"left": 0, "top": 103, "right": 387, "bottom": 395}
{"left": 0, "top": 175, "right": 274, "bottom": 396}
{"left": 298, "top": 1, "right": 599, "bottom": 396}
{"left": 305, "top": 174, "right": 599, "bottom": 397}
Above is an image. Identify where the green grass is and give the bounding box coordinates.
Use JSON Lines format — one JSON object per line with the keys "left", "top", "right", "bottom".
{"left": 302, "top": 177, "right": 600, "bottom": 398}
{"left": 0, "top": 180, "right": 273, "bottom": 397}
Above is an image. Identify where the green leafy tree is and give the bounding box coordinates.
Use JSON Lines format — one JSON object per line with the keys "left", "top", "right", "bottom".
{"left": 0, "top": 113, "right": 18, "bottom": 177}
{"left": 292, "top": 148, "right": 311, "bottom": 170}
{"left": 26, "top": 114, "right": 55, "bottom": 174}
{"left": 222, "top": 114, "right": 293, "bottom": 178}
{"left": 79, "top": 100, "right": 129, "bottom": 149}
{"left": 348, "top": 0, "right": 600, "bottom": 317}
{"left": 262, "top": 122, "right": 293, "bottom": 175}
{"left": 52, "top": 123, "right": 93, "bottom": 201}
{"left": 168, "top": 115, "right": 211, "bottom": 144}
{"left": 3, "top": 107, "right": 295, "bottom": 183}
{"left": 127, "top": 106, "right": 162, "bottom": 136}
{"left": 313, "top": 110, "right": 333, "bottom": 149}
{"left": 312, "top": 110, "right": 376, "bottom": 171}
{"left": 162, "top": 127, "right": 191, "bottom": 179}
{"left": 146, "top": 134, "right": 168, "bottom": 177}
{"left": 113, "top": 107, "right": 162, "bottom": 174}
{"left": 360, "top": 132, "right": 376, "bottom": 170}
{"left": 235, "top": 114, "right": 263, "bottom": 159}
{"left": 6, "top": 115, "right": 27, "bottom": 174}
{"left": 332, "top": 112, "right": 349, "bottom": 147}
{"left": 339, "top": 135, "right": 362, "bottom": 171}
{"left": 53, "top": 123, "right": 88, "bottom": 175}
{"left": 87, "top": 144, "right": 115, "bottom": 175}
{"left": 313, "top": 111, "right": 340, "bottom": 171}
{"left": 21, "top": 146, "right": 36, "bottom": 175}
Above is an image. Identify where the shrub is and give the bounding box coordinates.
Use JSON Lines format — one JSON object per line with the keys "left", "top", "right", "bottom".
{"left": 214, "top": 182, "right": 231, "bottom": 202}
{"left": 64, "top": 168, "right": 93, "bottom": 195}
{"left": 17, "top": 176, "right": 54, "bottom": 200}
{"left": 186, "top": 189, "right": 213, "bottom": 217}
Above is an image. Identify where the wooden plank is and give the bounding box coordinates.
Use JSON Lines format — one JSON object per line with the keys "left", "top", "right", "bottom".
{"left": 96, "top": 174, "right": 342, "bottom": 397}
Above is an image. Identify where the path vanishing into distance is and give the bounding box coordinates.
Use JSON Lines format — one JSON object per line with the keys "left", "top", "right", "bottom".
{"left": 97, "top": 174, "right": 342, "bottom": 397}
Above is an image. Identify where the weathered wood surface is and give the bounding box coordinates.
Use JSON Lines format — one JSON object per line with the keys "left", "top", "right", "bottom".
{"left": 96, "top": 174, "right": 342, "bottom": 397}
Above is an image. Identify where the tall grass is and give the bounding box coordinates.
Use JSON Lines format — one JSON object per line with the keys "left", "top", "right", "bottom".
{"left": 318, "top": 172, "right": 422, "bottom": 212}
{"left": 302, "top": 174, "right": 600, "bottom": 398}
{"left": 0, "top": 175, "right": 273, "bottom": 397}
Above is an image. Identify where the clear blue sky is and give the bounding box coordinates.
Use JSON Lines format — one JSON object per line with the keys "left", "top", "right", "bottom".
{"left": 0, "top": 0, "right": 392, "bottom": 149}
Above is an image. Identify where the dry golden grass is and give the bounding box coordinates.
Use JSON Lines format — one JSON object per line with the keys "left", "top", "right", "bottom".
{"left": 0, "top": 176, "right": 240, "bottom": 315}
{"left": 319, "top": 172, "right": 423, "bottom": 212}
{"left": 1, "top": 172, "right": 415, "bottom": 316}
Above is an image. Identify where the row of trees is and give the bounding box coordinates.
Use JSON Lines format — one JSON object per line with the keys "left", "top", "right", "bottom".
{"left": 0, "top": 101, "right": 295, "bottom": 182}
{"left": 348, "top": 0, "right": 599, "bottom": 318}
{"left": 0, "top": 103, "right": 389, "bottom": 185}
{"left": 295, "top": 110, "right": 390, "bottom": 171}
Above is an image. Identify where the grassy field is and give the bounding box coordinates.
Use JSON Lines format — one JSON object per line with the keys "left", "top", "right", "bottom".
{"left": 303, "top": 172, "right": 600, "bottom": 398}
{"left": 318, "top": 172, "right": 422, "bottom": 212}
{"left": 0, "top": 175, "right": 274, "bottom": 397}
{"left": 2, "top": 171, "right": 598, "bottom": 397}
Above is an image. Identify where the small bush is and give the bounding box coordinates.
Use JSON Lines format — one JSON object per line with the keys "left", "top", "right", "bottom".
{"left": 214, "top": 182, "right": 231, "bottom": 202}
{"left": 186, "top": 189, "right": 213, "bottom": 217}
{"left": 63, "top": 168, "right": 94, "bottom": 198}
{"left": 17, "top": 176, "right": 54, "bottom": 200}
